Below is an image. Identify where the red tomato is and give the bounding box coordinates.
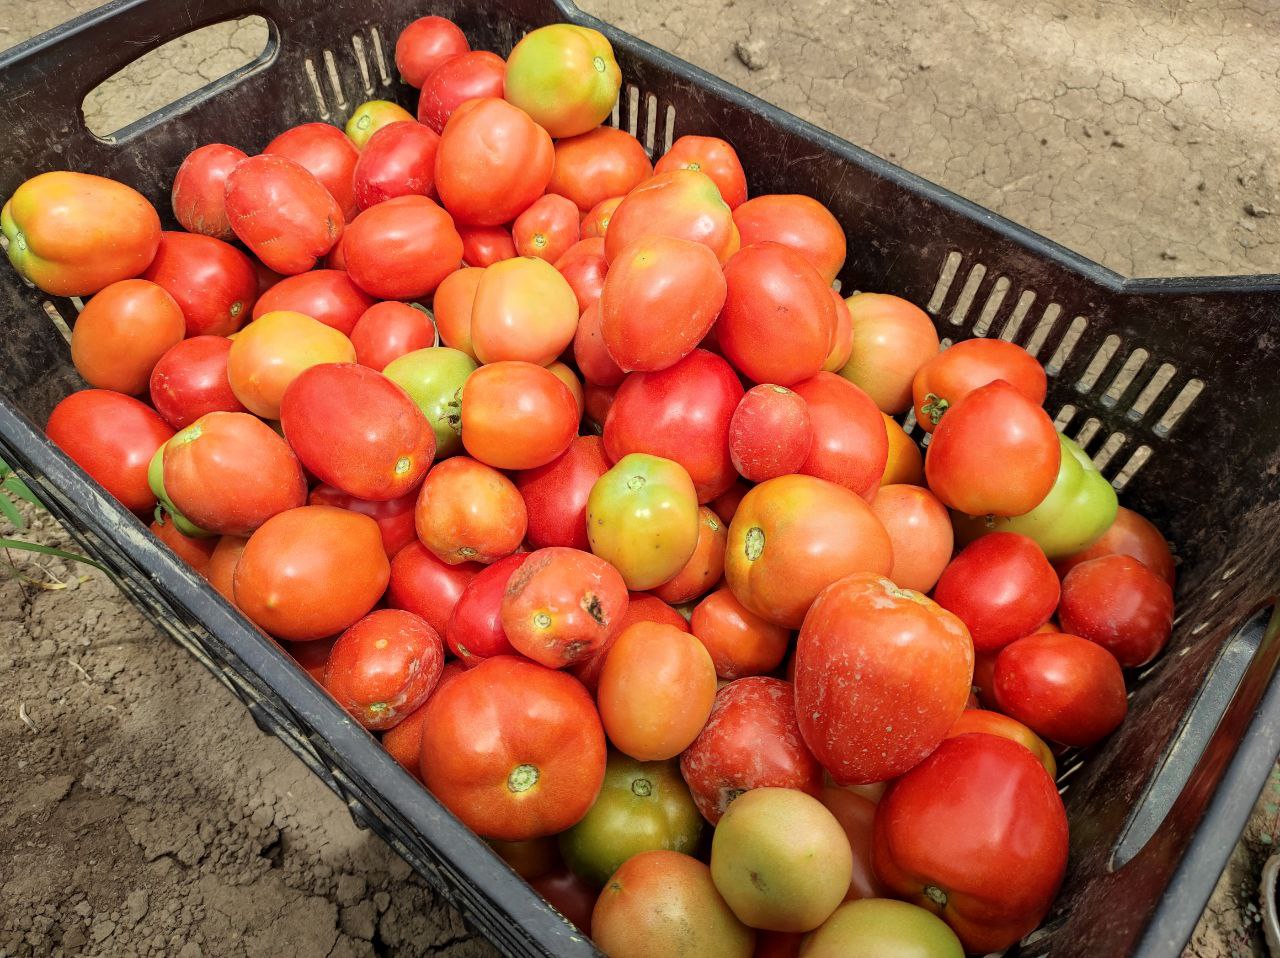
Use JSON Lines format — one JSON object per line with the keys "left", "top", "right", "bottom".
{"left": 680, "top": 677, "right": 822, "bottom": 824}
{"left": 383, "top": 660, "right": 465, "bottom": 778}
{"left": 531, "top": 867, "right": 595, "bottom": 937}
{"left": 584, "top": 382, "right": 617, "bottom": 433}
{"left": 604, "top": 169, "right": 735, "bottom": 264}
{"left": 264, "top": 122, "right": 361, "bottom": 221}
{"left": 171, "top": 143, "right": 246, "bottom": 241}
{"left": 415, "top": 456, "right": 527, "bottom": 564}
{"left": 651, "top": 506, "right": 727, "bottom": 605}
{"left": 654, "top": 135, "right": 748, "bottom": 209}
{"left": 501, "top": 547, "right": 629, "bottom": 668}
{"left": 420, "top": 656, "right": 607, "bottom": 840}
{"left": 395, "top": 15, "right": 470, "bottom": 88}
{"left": 446, "top": 553, "right": 530, "bottom": 664}
{"left": 795, "top": 573, "right": 973, "bottom": 784}
{"left": 838, "top": 293, "right": 941, "bottom": 414}
{"left": 225, "top": 155, "right": 343, "bottom": 274}
{"left": 689, "top": 586, "right": 789, "bottom": 680}
{"left": 207, "top": 535, "right": 247, "bottom": 605}
{"left": 581, "top": 196, "right": 622, "bottom": 239}
{"left": 234, "top": 505, "right": 390, "bottom": 640}
{"left": 459, "top": 224, "right": 517, "bottom": 267}
{"left": 435, "top": 98, "right": 553, "bottom": 225}
{"left": 933, "top": 533, "right": 1059, "bottom": 654}
{"left": 1058, "top": 554, "right": 1174, "bottom": 667}
{"left": 513, "top": 193, "right": 581, "bottom": 263}
{"left": 416, "top": 51, "right": 507, "bottom": 133}
{"left": 548, "top": 126, "right": 653, "bottom": 212}
{"left": 470, "top": 257, "right": 578, "bottom": 365}
{"left": 352, "top": 120, "right": 440, "bottom": 210}
{"left": 387, "top": 541, "right": 481, "bottom": 635}
{"left": 349, "top": 302, "right": 436, "bottom": 371}
{"left": 71, "top": 279, "right": 185, "bottom": 395}
{"left": 228, "top": 311, "right": 357, "bottom": 419}
{"left": 711, "top": 480, "right": 751, "bottom": 527}
{"left": 732, "top": 194, "right": 846, "bottom": 284}
{"left": 573, "top": 301, "right": 624, "bottom": 387}
{"left": 433, "top": 266, "right": 482, "bottom": 359}
{"left": 251, "top": 269, "right": 374, "bottom": 335}
{"left": 343, "top": 195, "right": 463, "bottom": 300}
{"left": 569, "top": 592, "right": 690, "bottom": 692}
{"left": 599, "top": 236, "right": 727, "bottom": 373}
{"left": 555, "top": 237, "right": 608, "bottom": 316}
{"left": 604, "top": 349, "right": 743, "bottom": 503}
{"left": 1054, "top": 506, "right": 1176, "bottom": 587}
{"left": 323, "top": 609, "right": 444, "bottom": 730}
{"left": 790, "top": 373, "right": 887, "bottom": 498}
{"left": 872, "top": 734, "right": 1068, "bottom": 953}
{"left": 925, "top": 380, "right": 1060, "bottom": 517}
{"left": 461, "top": 362, "right": 578, "bottom": 470}
{"left": 819, "top": 787, "right": 888, "bottom": 903}
{"left": 718, "top": 243, "right": 836, "bottom": 386}
{"left": 150, "top": 336, "right": 246, "bottom": 430}
{"left": 868, "top": 484, "right": 952, "bottom": 594}
{"left": 822, "top": 288, "right": 855, "bottom": 373}
{"left": 945, "top": 709, "right": 1057, "bottom": 777}
{"left": 142, "top": 231, "right": 258, "bottom": 337}
{"left": 309, "top": 484, "right": 418, "bottom": 557}
{"left": 282, "top": 635, "right": 336, "bottom": 684}
{"left": 516, "top": 436, "right": 610, "bottom": 551}
{"left": 150, "top": 513, "right": 217, "bottom": 575}
{"left": 912, "top": 338, "right": 1047, "bottom": 433}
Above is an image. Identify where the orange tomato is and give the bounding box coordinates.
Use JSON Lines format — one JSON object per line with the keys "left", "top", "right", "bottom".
{"left": 548, "top": 126, "right": 652, "bottom": 213}
{"left": 470, "top": 257, "right": 579, "bottom": 365}
{"left": 71, "top": 279, "right": 185, "bottom": 394}
{"left": 432, "top": 265, "right": 483, "bottom": 361}
{"left": 881, "top": 414, "right": 924, "bottom": 486}
{"left": 870, "top": 484, "right": 954, "bottom": 593}
{"left": 731, "top": 193, "right": 846, "bottom": 284}
{"left": 414, "top": 456, "right": 527, "bottom": 564}
{"left": 226, "top": 310, "right": 355, "bottom": 419}
{"left": 945, "top": 709, "right": 1057, "bottom": 778}
{"left": 689, "top": 586, "right": 790, "bottom": 680}
{"left": 650, "top": 506, "right": 727, "bottom": 604}
{"left": 461, "top": 362, "right": 578, "bottom": 470}
{"left": 604, "top": 170, "right": 735, "bottom": 264}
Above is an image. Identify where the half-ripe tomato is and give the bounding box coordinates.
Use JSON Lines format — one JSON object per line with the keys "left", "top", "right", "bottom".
{"left": 912, "top": 338, "right": 1046, "bottom": 433}
{"left": 604, "top": 349, "right": 743, "bottom": 502}
{"left": 350, "top": 302, "right": 436, "bottom": 371}
{"left": 251, "top": 269, "right": 374, "bottom": 335}
{"left": 604, "top": 170, "right": 735, "bottom": 264}
{"left": 234, "top": 505, "right": 389, "bottom": 640}
{"left": 310, "top": 484, "right": 418, "bottom": 557}
{"left": 517, "top": 435, "right": 610, "bottom": 551}
{"left": 689, "top": 586, "right": 789, "bottom": 679}
{"left": 945, "top": 709, "right": 1056, "bottom": 777}
{"left": 432, "top": 266, "right": 482, "bottom": 359}
{"left": 461, "top": 361, "right": 578, "bottom": 470}
{"left": 718, "top": 243, "right": 836, "bottom": 386}
{"left": 395, "top": 14, "right": 469, "bottom": 87}
{"left": 446, "top": 553, "right": 529, "bottom": 664}
{"left": 470, "top": 257, "right": 579, "bottom": 365}
{"left": 598, "top": 622, "right": 718, "bottom": 760}
{"left": 873, "top": 734, "right": 1068, "bottom": 953}
{"left": 150, "top": 513, "right": 218, "bottom": 575}
{"left": 171, "top": 143, "right": 246, "bottom": 241}
{"left": 150, "top": 336, "right": 247, "bottom": 430}
{"left": 732, "top": 194, "right": 846, "bottom": 284}
{"left": 323, "top": 609, "right": 444, "bottom": 729}
{"left": 822, "top": 288, "right": 854, "bottom": 372}
{"left": 869, "top": 484, "right": 952, "bottom": 593}
{"left": 345, "top": 99, "right": 416, "bottom": 149}
{"left": 555, "top": 237, "right": 608, "bottom": 315}
{"left": 655, "top": 135, "right": 748, "bottom": 209}
{"left": 881, "top": 413, "right": 924, "bottom": 486}
{"left": 264, "top": 122, "right": 361, "bottom": 221}
{"left": 71, "top": 279, "right": 184, "bottom": 395}
{"left": 501, "top": 546, "right": 629, "bottom": 668}
{"left": 600, "top": 236, "right": 727, "bottom": 373}
{"left": 224, "top": 154, "right": 342, "bottom": 274}
{"left": 838, "top": 293, "right": 940, "bottom": 414}
{"left": 574, "top": 301, "right": 624, "bottom": 387}
{"left": 46, "top": 390, "right": 173, "bottom": 514}
{"left": 680, "top": 676, "right": 822, "bottom": 824}
{"left": 581, "top": 196, "right": 622, "bottom": 239}
{"left": 416, "top": 50, "right": 507, "bottom": 133}
{"left": 387, "top": 541, "right": 480, "bottom": 635}
{"left": 792, "top": 373, "right": 887, "bottom": 498}
{"left": 548, "top": 126, "right": 652, "bottom": 213}
{"left": 435, "top": 98, "right": 553, "bottom": 226}
{"left": 381, "top": 346, "right": 476, "bottom": 458}
{"left": 207, "top": 535, "right": 247, "bottom": 604}
{"left": 504, "top": 23, "right": 621, "bottom": 138}
{"left": 569, "top": 592, "right": 690, "bottom": 692}
{"left": 415, "top": 456, "right": 526, "bottom": 564}
{"left": 163, "top": 411, "right": 307, "bottom": 535}
{"left": 651, "top": 507, "right": 727, "bottom": 604}
{"left": 1058, "top": 555, "right": 1174, "bottom": 667}
{"left": 1055, "top": 506, "right": 1176, "bottom": 587}
{"left": 343, "top": 195, "right": 462, "bottom": 300}
{"left": 796, "top": 573, "right": 973, "bottom": 784}
{"left": 513, "top": 194, "right": 580, "bottom": 263}
{"left": 352, "top": 120, "right": 440, "bottom": 210}
{"left": 420, "top": 655, "right": 607, "bottom": 840}
{"left": 142, "top": 231, "right": 258, "bottom": 337}
{"left": 552, "top": 364, "right": 585, "bottom": 423}
{"left": 726, "top": 475, "right": 893, "bottom": 628}
{"left": 227, "top": 311, "right": 356, "bottom": 419}
{"left": 459, "top": 224, "right": 517, "bottom": 266}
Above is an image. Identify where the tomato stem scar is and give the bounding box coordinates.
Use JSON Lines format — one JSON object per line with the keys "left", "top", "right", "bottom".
{"left": 744, "top": 527, "right": 765, "bottom": 561}
{"left": 507, "top": 763, "right": 540, "bottom": 793}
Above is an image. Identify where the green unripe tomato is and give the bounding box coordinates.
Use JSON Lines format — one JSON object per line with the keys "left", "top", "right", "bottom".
{"left": 504, "top": 24, "right": 622, "bottom": 138}
{"left": 147, "top": 444, "right": 212, "bottom": 538}
{"left": 799, "top": 899, "right": 965, "bottom": 958}
{"left": 382, "top": 346, "right": 477, "bottom": 459}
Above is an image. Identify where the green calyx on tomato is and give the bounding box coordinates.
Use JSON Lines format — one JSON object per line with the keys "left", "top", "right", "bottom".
{"left": 147, "top": 444, "right": 213, "bottom": 538}
{"left": 508, "top": 763, "right": 540, "bottom": 794}
{"left": 921, "top": 392, "right": 949, "bottom": 424}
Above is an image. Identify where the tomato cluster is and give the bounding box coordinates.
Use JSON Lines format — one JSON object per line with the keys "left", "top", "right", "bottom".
{"left": 8, "top": 15, "right": 1181, "bottom": 957}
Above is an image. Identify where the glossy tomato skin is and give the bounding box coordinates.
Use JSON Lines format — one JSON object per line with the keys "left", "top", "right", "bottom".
{"left": 228, "top": 311, "right": 357, "bottom": 419}
{"left": 655, "top": 135, "right": 747, "bottom": 209}
{"left": 71, "top": 279, "right": 185, "bottom": 395}
{"left": 1055, "top": 506, "right": 1176, "bottom": 587}
{"left": 310, "top": 484, "right": 418, "bottom": 557}
{"left": 882, "top": 414, "right": 924, "bottom": 486}
{"left": 234, "top": 505, "right": 390, "bottom": 640}
{"left": 569, "top": 592, "right": 690, "bottom": 692}
{"left": 873, "top": 734, "right": 1069, "bottom": 953}
{"left": 728, "top": 384, "right": 812, "bottom": 483}
{"left": 323, "top": 609, "right": 445, "bottom": 730}
{"left": 46, "top": 391, "right": 172, "bottom": 514}
{"left": 420, "top": 655, "right": 607, "bottom": 840}
{"left": 605, "top": 169, "right": 735, "bottom": 265}
{"left": 264, "top": 122, "right": 361, "bottom": 221}
{"left": 796, "top": 573, "right": 973, "bottom": 784}
{"left": 150, "top": 336, "right": 246, "bottom": 429}
{"left": 517, "top": 436, "right": 610, "bottom": 551}
{"left": 461, "top": 361, "right": 578, "bottom": 470}
{"left": 912, "top": 338, "right": 1046, "bottom": 433}
{"left": 650, "top": 507, "right": 727, "bottom": 605}
{"left": 435, "top": 98, "right": 553, "bottom": 225}
{"left": 387, "top": 541, "right": 480, "bottom": 635}
{"left": 504, "top": 24, "right": 621, "bottom": 138}
{"left": 945, "top": 709, "right": 1057, "bottom": 777}
{"left": 793, "top": 373, "right": 888, "bottom": 499}
{"left": 572, "top": 301, "right": 623, "bottom": 388}
{"left": 470, "top": 257, "right": 579, "bottom": 366}
{"left": 429, "top": 267, "right": 482, "bottom": 359}
{"left": 224, "top": 154, "right": 343, "bottom": 274}
{"left": 344, "top": 99, "right": 415, "bottom": 149}
{"left": 395, "top": 15, "right": 469, "bottom": 88}
{"left": 689, "top": 587, "right": 789, "bottom": 679}
{"left": 581, "top": 196, "right": 621, "bottom": 239}
{"left": 207, "top": 535, "right": 247, "bottom": 604}
{"left": 1058, "top": 555, "right": 1174, "bottom": 667}
{"left": 933, "top": 533, "right": 1060, "bottom": 653}
{"left": 416, "top": 51, "right": 506, "bottom": 133}
{"left": 251, "top": 269, "right": 374, "bottom": 335}
{"left": 352, "top": 120, "right": 440, "bottom": 210}
{"left": 382, "top": 346, "right": 476, "bottom": 458}
{"left": 458, "top": 224, "right": 516, "bottom": 267}
{"left": 732, "top": 194, "right": 845, "bottom": 284}
{"left": 555, "top": 237, "right": 608, "bottom": 316}
{"left": 837, "top": 293, "right": 941, "bottom": 414}
{"left": 343, "top": 195, "right": 463, "bottom": 300}
{"left": 445, "top": 553, "right": 529, "bottom": 664}
{"left": 142, "top": 231, "right": 258, "bottom": 337}
{"left": 512, "top": 193, "right": 580, "bottom": 263}
{"left": 350, "top": 302, "right": 436, "bottom": 371}
{"left": 415, "top": 456, "right": 527, "bottom": 564}
{"left": 870, "top": 484, "right": 952, "bottom": 593}
{"left": 549, "top": 127, "right": 652, "bottom": 213}
{"left": 171, "top": 143, "right": 246, "bottom": 240}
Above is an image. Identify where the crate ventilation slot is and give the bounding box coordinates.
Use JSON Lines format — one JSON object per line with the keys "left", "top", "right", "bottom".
{"left": 322, "top": 50, "right": 347, "bottom": 110}
{"left": 41, "top": 302, "right": 72, "bottom": 342}
{"left": 301, "top": 26, "right": 391, "bottom": 121}
{"left": 350, "top": 35, "right": 374, "bottom": 96}
{"left": 948, "top": 262, "right": 986, "bottom": 327}
{"left": 608, "top": 85, "right": 675, "bottom": 156}
{"left": 303, "top": 58, "right": 330, "bottom": 119}
{"left": 971, "top": 276, "right": 1011, "bottom": 337}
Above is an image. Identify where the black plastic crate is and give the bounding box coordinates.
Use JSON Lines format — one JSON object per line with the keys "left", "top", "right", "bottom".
{"left": 3, "top": 1, "right": 1280, "bottom": 955}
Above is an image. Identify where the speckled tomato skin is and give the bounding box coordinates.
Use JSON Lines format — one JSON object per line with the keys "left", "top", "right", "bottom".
{"left": 323, "top": 609, "right": 445, "bottom": 730}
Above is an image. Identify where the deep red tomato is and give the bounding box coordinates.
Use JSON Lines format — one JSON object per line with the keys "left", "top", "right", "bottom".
{"left": 548, "top": 126, "right": 653, "bottom": 213}
{"left": 470, "top": 257, "right": 578, "bottom": 365}
{"left": 513, "top": 193, "right": 580, "bottom": 263}
{"left": 323, "top": 609, "right": 444, "bottom": 730}
{"left": 420, "top": 656, "right": 607, "bottom": 840}
{"left": 718, "top": 243, "right": 836, "bottom": 386}
{"left": 416, "top": 51, "right": 507, "bottom": 133}
{"left": 225, "top": 154, "right": 343, "bottom": 274}
{"left": 873, "top": 734, "right": 1068, "bottom": 953}
{"left": 461, "top": 361, "right": 578, "bottom": 470}
{"left": 792, "top": 373, "right": 888, "bottom": 499}
{"left": 387, "top": 541, "right": 481, "bottom": 636}
{"left": 309, "top": 483, "right": 418, "bottom": 557}
{"left": 343, "top": 195, "right": 463, "bottom": 300}
{"left": 352, "top": 120, "right": 440, "bottom": 210}
{"left": 415, "top": 456, "right": 527, "bottom": 564}
{"left": 71, "top": 279, "right": 185, "bottom": 395}
{"left": 573, "top": 301, "right": 624, "bottom": 387}
{"left": 349, "top": 301, "right": 436, "bottom": 371}
{"left": 925, "top": 380, "right": 1060, "bottom": 517}
{"left": 171, "top": 143, "right": 246, "bottom": 241}
{"left": 581, "top": 196, "right": 622, "bottom": 240}
{"left": 530, "top": 867, "right": 595, "bottom": 937}
{"left": 680, "top": 677, "right": 822, "bottom": 824}
{"left": 584, "top": 382, "right": 617, "bottom": 434}
{"left": 732, "top": 194, "right": 846, "bottom": 284}
{"left": 933, "top": 533, "right": 1060, "bottom": 653}
{"left": 604, "top": 169, "right": 735, "bottom": 264}
{"left": 150, "top": 513, "right": 218, "bottom": 575}
{"left": 264, "top": 122, "right": 361, "bottom": 221}
{"left": 654, "top": 135, "right": 748, "bottom": 209}
{"left": 912, "top": 338, "right": 1047, "bottom": 433}
{"left": 838, "top": 293, "right": 941, "bottom": 413}
{"left": 446, "top": 553, "right": 530, "bottom": 664}
{"left": 251, "top": 269, "right": 374, "bottom": 335}
{"left": 1058, "top": 554, "right": 1174, "bottom": 667}
{"left": 555, "top": 237, "right": 608, "bottom": 315}
{"left": 1055, "top": 506, "right": 1176, "bottom": 587}
{"left": 516, "top": 436, "right": 611, "bottom": 551}
{"left": 604, "top": 349, "right": 743, "bottom": 503}
{"left": 395, "top": 15, "right": 469, "bottom": 88}
{"left": 459, "top": 224, "right": 518, "bottom": 267}
{"left": 795, "top": 573, "right": 973, "bottom": 784}
{"left": 727, "top": 384, "right": 812, "bottom": 483}
{"left": 650, "top": 506, "right": 726, "bottom": 605}
{"left": 689, "top": 586, "right": 789, "bottom": 680}
{"left": 150, "top": 336, "right": 246, "bottom": 429}
{"left": 569, "top": 592, "right": 690, "bottom": 693}
{"left": 142, "top": 231, "right": 258, "bottom": 337}
{"left": 433, "top": 266, "right": 482, "bottom": 359}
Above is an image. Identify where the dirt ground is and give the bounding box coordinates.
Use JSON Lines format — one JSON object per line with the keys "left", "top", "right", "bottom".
{"left": 2, "top": 0, "right": 1278, "bottom": 956}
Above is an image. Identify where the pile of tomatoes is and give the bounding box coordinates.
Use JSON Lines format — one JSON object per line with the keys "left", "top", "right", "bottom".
{"left": 4, "top": 12, "right": 1179, "bottom": 957}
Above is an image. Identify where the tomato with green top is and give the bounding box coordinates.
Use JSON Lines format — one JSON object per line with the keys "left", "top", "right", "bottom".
{"left": 381, "top": 346, "right": 477, "bottom": 459}
{"left": 504, "top": 24, "right": 622, "bottom": 138}
{"left": 148, "top": 444, "right": 212, "bottom": 538}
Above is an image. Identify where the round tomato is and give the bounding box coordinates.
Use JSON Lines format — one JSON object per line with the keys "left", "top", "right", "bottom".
{"left": 415, "top": 456, "right": 526, "bottom": 565}
{"left": 395, "top": 15, "right": 469, "bottom": 88}
{"left": 912, "top": 338, "right": 1046, "bottom": 433}
{"left": 517, "top": 436, "right": 610, "bottom": 551}
{"left": 801, "top": 899, "right": 964, "bottom": 958}
{"left": 569, "top": 592, "right": 690, "bottom": 693}
{"left": 1058, "top": 554, "right": 1174, "bottom": 667}
{"left": 574, "top": 300, "right": 624, "bottom": 387}
{"left": 323, "top": 609, "right": 444, "bottom": 730}
{"left": 459, "top": 224, "right": 517, "bottom": 266}
{"left": 837, "top": 293, "right": 940, "bottom": 414}
{"left": 555, "top": 238, "right": 608, "bottom": 317}
{"left": 650, "top": 506, "right": 727, "bottom": 604}
{"left": 416, "top": 50, "right": 506, "bottom": 133}
{"left": 689, "top": 587, "right": 789, "bottom": 680}
{"left": 445, "top": 553, "right": 529, "bottom": 664}
{"left": 171, "top": 143, "right": 246, "bottom": 241}
{"left": 264, "top": 122, "right": 361, "bottom": 221}
{"left": 343, "top": 195, "right": 462, "bottom": 300}
{"left": 150, "top": 336, "right": 247, "bottom": 430}
{"left": 461, "top": 361, "right": 577, "bottom": 470}
{"left": 352, "top": 120, "right": 440, "bottom": 210}
{"left": 869, "top": 484, "right": 952, "bottom": 594}
{"left": 945, "top": 709, "right": 1056, "bottom": 777}
{"left": 818, "top": 788, "right": 889, "bottom": 904}
{"left": 731, "top": 194, "right": 845, "bottom": 284}
{"left": 432, "top": 266, "right": 482, "bottom": 359}
{"left": 350, "top": 301, "right": 436, "bottom": 371}
{"left": 386, "top": 541, "right": 481, "bottom": 635}
{"left": 512, "top": 193, "right": 580, "bottom": 263}
{"left": 470, "top": 257, "right": 579, "bottom": 365}
{"left": 142, "top": 231, "right": 258, "bottom": 337}
{"left": 224, "top": 154, "right": 342, "bottom": 274}
{"left": 344, "top": 99, "right": 415, "bottom": 148}
{"left": 548, "top": 127, "right": 652, "bottom": 213}
{"left": 504, "top": 24, "right": 621, "bottom": 138}
{"left": 793, "top": 373, "right": 888, "bottom": 499}
{"left": 382, "top": 346, "right": 477, "bottom": 458}
{"left": 251, "top": 268, "right": 374, "bottom": 335}
{"left": 655, "top": 135, "right": 747, "bottom": 209}
{"left": 309, "top": 484, "right": 418, "bottom": 558}
{"left": 227, "top": 311, "right": 356, "bottom": 419}
{"left": 604, "top": 169, "right": 735, "bottom": 264}
{"left": 581, "top": 196, "right": 622, "bottom": 239}
{"left": 71, "top": 279, "right": 184, "bottom": 395}
{"left": 1055, "top": 505, "right": 1176, "bottom": 587}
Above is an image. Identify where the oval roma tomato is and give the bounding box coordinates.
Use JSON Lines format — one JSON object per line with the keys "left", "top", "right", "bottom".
{"left": 792, "top": 373, "right": 888, "bottom": 499}
{"left": 574, "top": 300, "right": 624, "bottom": 387}
{"left": 726, "top": 475, "right": 893, "bottom": 628}
{"left": 872, "top": 734, "right": 1068, "bottom": 953}
{"left": 387, "top": 541, "right": 480, "bottom": 635}
{"left": 224, "top": 154, "right": 342, "bottom": 274}
{"left": 142, "top": 231, "right": 259, "bottom": 337}
{"left": 46, "top": 390, "right": 172, "bottom": 513}
{"left": 598, "top": 622, "right": 718, "bottom": 760}
{"left": 689, "top": 587, "right": 789, "bottom": 680}
{"left": 555, "top": 237, "right": 608, "bottom": 316}
{"left": 264, "top": 122, "right": 361, "bottom": 221}
{"left": 171, "top": 143, "right": 247, "bottom": 241}
{"left": 343, "top": 195, "right": 462, "bottom": 300}
{"left": 582, "top": 196, "right": 622, "bottom": 239}
{"left": 150, "top": 336, "right": 247, "bottom": 430}
{"left": 732, "top": 193, "right": 846, "bottom": 284}
{"left": 1058, "top": 554, "right": 1174, "bottom": 667}
{"left": 415, "top": 456, "right": 526, "bottom": 564}
{"left": 234, "top": 505, "right": 390, "bottom": 640}
{"left": 925, "top": 380, "right": 1060, "bottom": 517}
{"left": 650, "top": 507, "right": 727, "bottom": 605}
{"left": 416, "top": 50, "right": 507, "bottom": 133}
{"left": 280, "top": 363, "right": 433, "bottom": 500}
{"left": 420, "top": 655, "right": 607, "bottom": 840}
{"left": 512, "top": 194, "right": 580, "bottom": 263}
{"left": 382, "top": 346, "right": 476, "bottom": 458}
{"left": 680, "top": 677, "right": 822, "bottom": 824}
{"left": 344, "top": 99, "right": 415, "bottom": 148}
{"left": 227, "top": 311, "right": 356, "bottom": 419}
{"left": 946, "top": 709, "right": 1056, "bottom": 778}
{"left": 549, "top": 127, "right": 652, "bottom": 213}
{"left": 881, "top": 414, "right": 924, "bottom": 486}
{"left": 605, "top": 170, "right": 735, "bottom": 265}
{"left": 912, "top": 338, "right": 1046, "bottom": 433}
{"left": 587, "top": 454, "right": 701, "bottom": 590}
{"left": 837, "top": 293, "right": 940, "bottom": 414}
{"left": 729, "top": 384, "right": 813, "bottom": 483}
{"left": 429, "top": 267, "right": 482, "bottom": 360}
{"left": 570, "top": 592, "right": 690, "bottom": 692}
{"left": 352, "top": 120, "right": 440, "bottom": 210}
{"left": 869, "top": 484, "right": 952, "bottom": 594}
{"left": 446, "top": 553, "right": 529, "bottom": 664}
{"left": 461, "top": 361, "right": 578, "bottom": 470}
{"left": 71, "top": 279, "right": 184, "bottom": 395}
{"left": 504, "top": 24, "right": 621, "bottom": 138}
{"left": 1055, "top": 505, "right": 1176, "bottom": 587}
{"left": 795, "top": 573, "right": 973, "bottom": 784}
{"left": 517, "top": 436, "right": 610, "bottom": 551}
{"left": 435, "top": 98, "right": 553, "bottom": 226}
{"left": 251, "top": 269, "right": 374, "bottom": 335}
{"left": 323, "top": 609, "right": 444, "bottom": 730}
{"left": 350, "top": 302, "right": 436, "bottom": 372}
{"left": 470, "top": 257, "right": 579, "bottom": 365}
{"left": 310, "top": 484, "right": 417, "bottom": 557}
{"left": 718, "top": 243, "right": 836, "bottom": 386}
{"left": 395, "top": 14, "right": 469, "bottom": 88}
{"left": 655, "top": 135, "right": 748, "bottom": 209}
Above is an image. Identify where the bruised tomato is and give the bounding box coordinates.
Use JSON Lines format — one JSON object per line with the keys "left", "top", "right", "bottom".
{"left": 650, "top": 507, "right": 727, "bottom": 605}
{"left": 142, "top": 231, "right": 258, "bottom": 337}
{"left": 470, "top": 257, "right": 579, "bottom": 366}
{"left": 224, "top": 154, "right": 343, "bottom": 274}
{"left": 728, "top": 384, "right": 812, "bottom": 483}
{"left": 461, "top": 361, "right": 578, "bottom": 470}
{"left": 912, "top": 338, "right": 1046, "bottom": 433}
{"left": 227, "top": 311, "right": 356, "bottom": 419}
{"left": 352, "top": 120, "right": 440, "bottom": 210}
{"left": 71, "top": 279, "right": 185, "bottom": 395}
{"left": 264, "top": 122, "right": 361, "bottom": 222}
{"left": 517, "top": 436, "right": 611, "bottom": 551}
{"left": 323, "top": 609, "right": 444, "bottom": 730}
{"left": 387, "top": 541, "right": 481, "bottom": 635}
{"left": 395, "top": 15, "right": 469, "bottom": 88}
{"left": 732, "top": 193, "right": 846, "bottom": 284}
{"left": 251, "top": 269, "right": 374, "bottom": 335}
{"left": 689, "top": 587, "right": 790, "bottom": 680}
{"left": 549, "top": 126, "right": 652, "bottom": 213}
{"left": 150, "top": 336, "right": 246, "bottom": 430}
{"left": 446, "top": 553, "right": 529, "bottom": 664}
{"left": 171, "top": 143, "right": 246, "bottom": 241}
{"left": 343, "top": 195, "right": 463, "bottom": 300}
{"left": 655, "top": 135, "right": 748, "bottom": 209}
{"left": 838, "top": 293, "right": 940, "bottom": 414}
{"left": 604, "top": 170, "right": 734, "bottom": 264}
{"left": 350, "top": 302, "right": 436, "bottom": 371}
{"left": 415, "top": 456, "right": 527, "bottom": 564}
{"left": 416, "top": 50, "right": 506, "bottom": 133}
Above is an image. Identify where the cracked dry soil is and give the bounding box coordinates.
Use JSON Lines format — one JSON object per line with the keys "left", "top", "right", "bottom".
{"left": 2, "top": 0, "right": 1278, "bottom": 956}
